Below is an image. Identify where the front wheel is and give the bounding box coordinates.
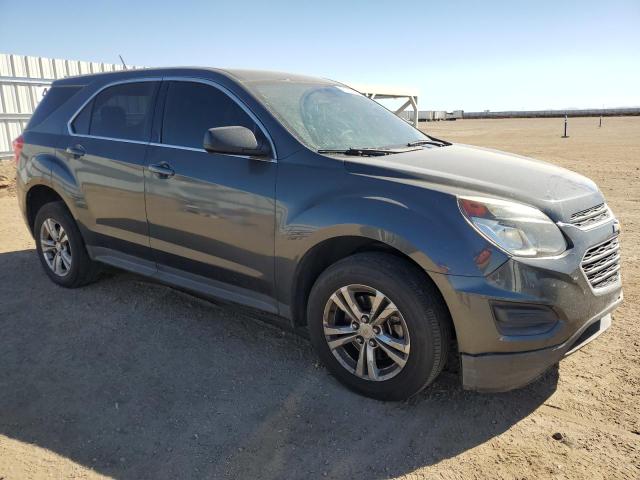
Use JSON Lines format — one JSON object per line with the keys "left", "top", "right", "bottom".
{"left": 307, "top": 252, "right": 451, "bottom": 401}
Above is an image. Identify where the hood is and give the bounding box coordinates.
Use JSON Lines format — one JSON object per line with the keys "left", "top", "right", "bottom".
{"left": 344, "top": 144, "right": 603, "bottom": 221}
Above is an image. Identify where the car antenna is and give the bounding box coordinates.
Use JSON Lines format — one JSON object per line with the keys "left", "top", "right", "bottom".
{"left": 118, "top": 55, "right": 128, "bottom": 70}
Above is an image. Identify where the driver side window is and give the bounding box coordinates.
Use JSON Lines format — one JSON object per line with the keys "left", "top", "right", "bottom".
{"left": 161, "top": 81, "right": 266, "bottom": 150}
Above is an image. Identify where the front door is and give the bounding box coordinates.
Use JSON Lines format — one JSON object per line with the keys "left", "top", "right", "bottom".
{"left": 144, "top": 80, "right": 277, "bottom": 311}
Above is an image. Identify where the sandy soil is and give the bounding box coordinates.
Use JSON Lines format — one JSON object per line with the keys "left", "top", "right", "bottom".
{"left": 0, "top": 117, "right": 638, "bottom": 479}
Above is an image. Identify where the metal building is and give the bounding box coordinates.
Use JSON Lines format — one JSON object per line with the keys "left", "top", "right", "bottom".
{"left": 0, "top": 53, "right": 139, "bottom": 159}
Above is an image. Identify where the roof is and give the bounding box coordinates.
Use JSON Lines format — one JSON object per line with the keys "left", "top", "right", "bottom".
{"left": 53, "top": 66, "right": 336, "bottom": 86}
{"left": 52, "top": 66, "right": 416, "bottom": 100}
{"left": 222, "top": 69, "right": 335, "bottom": 85}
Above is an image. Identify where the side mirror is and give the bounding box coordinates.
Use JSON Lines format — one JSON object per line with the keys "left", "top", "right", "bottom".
{"left": 203, "top": 126, "right": 270, "bottom": 157}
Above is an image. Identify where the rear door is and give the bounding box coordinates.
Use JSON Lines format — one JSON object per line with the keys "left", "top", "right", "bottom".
{"left": 144, "top": 79, "right": 278, "bottom": 311}
{"left": 66, "top": 80, "right": 160, "bottom": 266}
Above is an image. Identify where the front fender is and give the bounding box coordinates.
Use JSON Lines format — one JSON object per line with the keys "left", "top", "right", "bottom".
{"left": 274, "top": 190, "right": 509, "bottom": 319}
{"left": 288, "top": 193, "right": 506, "bottom": 275}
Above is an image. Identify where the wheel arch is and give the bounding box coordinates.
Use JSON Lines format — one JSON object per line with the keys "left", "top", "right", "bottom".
{"left": 289, "top": 232, "right": 454, "bottom": 337}
{"left": 25, "top": 184, "right": 67, "bottom": 235}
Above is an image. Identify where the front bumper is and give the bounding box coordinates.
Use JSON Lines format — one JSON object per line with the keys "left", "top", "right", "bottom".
{"left": 429, "top": 216, "right": 624, "bottom": 392}
{"left": 461, "top": 296, "right": 621, "bottom": 391}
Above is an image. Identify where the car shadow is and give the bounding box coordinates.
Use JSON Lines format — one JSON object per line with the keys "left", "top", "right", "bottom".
{"left": 0, "top": 249, "right": 558, "bottom": 480}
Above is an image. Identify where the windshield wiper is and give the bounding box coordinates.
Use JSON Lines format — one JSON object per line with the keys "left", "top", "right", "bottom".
{"left": 317, "top": 148, "right": 396, "bottom": 157}
{"left": 407, "top": 136, "right": 451, "bottom": 147}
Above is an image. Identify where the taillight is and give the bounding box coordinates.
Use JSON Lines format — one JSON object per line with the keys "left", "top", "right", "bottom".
{"left": 12, "top": 135, "right": 24, "bottom": 166}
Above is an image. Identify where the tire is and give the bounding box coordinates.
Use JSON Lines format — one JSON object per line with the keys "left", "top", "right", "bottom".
{"left": 34, "top": 201, "right": 101, "bottom": 288}
{"left": 307, "top": 252, "right": 451, "bottom": 401}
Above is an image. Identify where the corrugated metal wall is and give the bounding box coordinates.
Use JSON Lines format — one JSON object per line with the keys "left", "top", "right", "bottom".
{"left": 0, "top": 53, "right": 140, "bottom": 158}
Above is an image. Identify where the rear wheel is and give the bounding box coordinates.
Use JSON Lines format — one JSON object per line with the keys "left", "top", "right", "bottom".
{"left": 307, "top": 252, "right": 451, "bottom": 401}
{"left": 34, "top": 201, "right": 100, "bottom": 288}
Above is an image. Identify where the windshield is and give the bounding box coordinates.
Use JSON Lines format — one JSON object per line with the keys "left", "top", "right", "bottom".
{"left": 245, "top": 80, "right": 429, "bottom": 151}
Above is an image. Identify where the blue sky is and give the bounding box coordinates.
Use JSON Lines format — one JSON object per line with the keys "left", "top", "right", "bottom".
{"left": 2, "top": 0, "right": 639, "bottom": 111}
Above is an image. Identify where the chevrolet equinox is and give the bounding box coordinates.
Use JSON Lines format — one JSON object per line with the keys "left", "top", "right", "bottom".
{"left": 14, "top": 68, "right": 623, "bottom": 400}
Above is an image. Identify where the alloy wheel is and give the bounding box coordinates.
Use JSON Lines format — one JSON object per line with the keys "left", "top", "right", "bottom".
{"left": 322, "top": 284, "right": 411, "bottom": 381}
{"left": 40, "top": 218, "right": 72, "bottom": 277}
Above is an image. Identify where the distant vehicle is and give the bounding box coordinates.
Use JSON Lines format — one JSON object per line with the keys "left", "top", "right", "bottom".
{"left": 14, "top": 68, "right": 623, "bottom": 400}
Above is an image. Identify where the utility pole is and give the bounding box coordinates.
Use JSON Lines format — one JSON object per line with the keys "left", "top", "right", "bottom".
{"left": 599, "top": 104, "right": 603, "bottom": 128}
{"left": 562, "top": 114, "right": 569, "bottom": 138}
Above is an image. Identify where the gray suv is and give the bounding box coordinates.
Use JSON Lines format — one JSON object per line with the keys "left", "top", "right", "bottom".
{"left": 14, "top": 68, "right": 623, "bottom": 400}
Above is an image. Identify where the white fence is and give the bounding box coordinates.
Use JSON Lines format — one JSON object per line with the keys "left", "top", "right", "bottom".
{"left": 0, "top": 53, "right": 140, "bottom": 158}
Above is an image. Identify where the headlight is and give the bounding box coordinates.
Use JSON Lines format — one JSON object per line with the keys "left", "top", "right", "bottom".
{"left": 458, "top": 196, "right": 567, "bottom": 257}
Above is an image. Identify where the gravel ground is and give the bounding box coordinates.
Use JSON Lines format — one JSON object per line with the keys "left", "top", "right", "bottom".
{"left": 0, "top": 116, "right": 638, "bottom": 479}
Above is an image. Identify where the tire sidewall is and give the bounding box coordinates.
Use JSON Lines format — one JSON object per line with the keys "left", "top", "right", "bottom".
{"left": 308, "top": 258, "right": 441, "bottom": 400}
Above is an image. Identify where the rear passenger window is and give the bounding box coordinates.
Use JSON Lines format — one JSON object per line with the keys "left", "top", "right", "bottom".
{"left": 162, "top": 81, "right": 266, "bottom": 150}
{"left": 80, "top": 82, "right": 158, "bottom": 141}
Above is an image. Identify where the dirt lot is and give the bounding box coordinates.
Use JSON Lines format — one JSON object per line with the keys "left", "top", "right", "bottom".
{"left": 0, "top": 117, "right": 638, "bottom": 479}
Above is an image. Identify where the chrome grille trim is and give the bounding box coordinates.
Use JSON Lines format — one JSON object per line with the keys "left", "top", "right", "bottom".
{"left": 570, "top": 203, "right": 610, "bottom": 229}
{"left": 581, "top": 236, "right": 621, "bottom": 290}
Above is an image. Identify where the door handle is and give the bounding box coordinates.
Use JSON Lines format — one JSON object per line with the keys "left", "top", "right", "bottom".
{"left": 65, "top": 145, "right": 86, "bottom": 158}
{"left": 148, "top": 162, "right": 175, "bottom": 178}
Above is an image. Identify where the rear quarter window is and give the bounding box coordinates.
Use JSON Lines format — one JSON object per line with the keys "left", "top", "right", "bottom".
{"left": 71, "top": 100, "right": 92, "bottom": 135}
{"left": 27, "top": 86, "right": 82, "bottom": 129}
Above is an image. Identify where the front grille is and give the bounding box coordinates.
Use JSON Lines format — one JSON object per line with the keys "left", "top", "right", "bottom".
{"left": 570, "top": 203, "right": 610, "bottom": 228}
{"left": 581, "top": 236, "right": 621, "bottom": 289}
